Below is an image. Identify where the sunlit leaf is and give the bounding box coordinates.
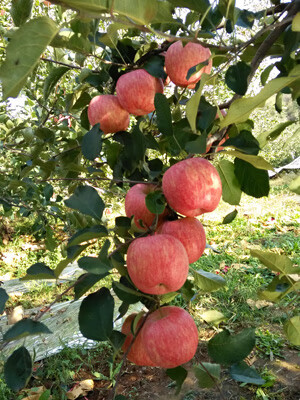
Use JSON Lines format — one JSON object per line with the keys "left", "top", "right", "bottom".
{"left": 284, "top": 316, "right": 300, "bottom": 346}
{"left": 220, "top": 66, "right": 300, "bottom": 128}
{"left": 0, "top": 17, "right": 58, "bottom": 99}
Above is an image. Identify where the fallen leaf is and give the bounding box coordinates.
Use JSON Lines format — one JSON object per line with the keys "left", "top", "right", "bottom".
{"left": 66, "top": 379, "right": 94, "bottom": 400}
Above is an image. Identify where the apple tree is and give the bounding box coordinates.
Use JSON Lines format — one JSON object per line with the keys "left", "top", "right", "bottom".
{"left": 0, "top": 0, "right": 299, "bottom": 397}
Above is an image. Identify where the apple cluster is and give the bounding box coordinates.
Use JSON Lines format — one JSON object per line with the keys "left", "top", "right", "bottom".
{"left": 87, "top": 41, "right": 212, "bottom": 134}
{"left": 121, "top": 157, "right": 222, "bottom": 367}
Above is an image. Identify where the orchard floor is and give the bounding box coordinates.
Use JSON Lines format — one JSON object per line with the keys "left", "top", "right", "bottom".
{"left": 29, "top": 341, "right": 300, "bottom": 400}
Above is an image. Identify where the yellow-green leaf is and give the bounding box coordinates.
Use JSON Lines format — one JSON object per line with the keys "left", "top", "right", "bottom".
{"left": 284, "top": 316, "right": 300, "bottom": 346}
{"left": 289, "top": 175, "right": 300, "bottom": 195}
{"left": 292, "top": 12, "right": 300, "bottom": 32}
{"left": 0, "top": 17, "right": 58, "bottom": 99}
{"left": 220, "top": 66, "right": 300, "bottom": 129}
{"left": 223, "top": 150, "right": 274, "bottom": 171}
{"left": 50, "top": 0, "right": 158, "bottom": 25}
{"left": 186, "top": 73, "right": 210, "bottom": 132}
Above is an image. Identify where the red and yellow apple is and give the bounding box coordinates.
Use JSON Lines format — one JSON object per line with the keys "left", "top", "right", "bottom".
{"left": 164, "top": 41, "right": 212, "bottom": 88}
{"left": 141, "top": 306, "right": 199, "bottom": 368}
{"left": 126, "top": 234, "right": 189, "bottom": 295}
{"left": 88, "top": 94, "right": 130, "bottom": 134}
{"left": 121, "top": 313, "right": 155, "bottom": 366}
{"left": 125, "top": 183, "right": 166, "bottom": 230}
{"left": 116, "top": 69, "right": 164, "bottom": 116}
{"left": 158, "top": 217, "right": 206, "bottom": 264}
{"left": 162, "top": 158, "right": 222, "bottom": 216}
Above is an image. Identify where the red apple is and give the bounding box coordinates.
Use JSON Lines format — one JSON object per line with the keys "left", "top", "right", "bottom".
{"left": 116, "top": 69, "right": 164, "bottom": 116}
{"left": 141, "top": 306, "right": 199, "bottom": 368}
{"left": 159, "top": 217, "right": 206, "bottom": 264}
{"left": 121, "top": 313, "right": 155, "bottom": 366}
{"left": 162, "top": 158, "right": 222, "bottom": 216}
{"left": 88, "top": 94, "right": 130, "bottom": 134}
{"left": 126, "top": 234, "right": 189, "bottom": 295}
{"left": 125, "top": 184, "right": 166, "bottom": 230}
{"left": 164, "top": 41, "right": 212, "bottom": 88}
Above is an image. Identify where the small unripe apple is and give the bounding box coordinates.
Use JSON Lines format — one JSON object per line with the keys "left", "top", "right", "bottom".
{"left": 164, "top": 41, "right": 212, "bottom": 88}
{"left": 126, "top": 234, "right": 189, "bottom": 295}
{"left": 162, "top": 158, "right": 222, "bottom": 216}
{"left": 116, "top": 69, "right": 164, "bottom": 116}
{"left": 159, "top": 217, "right": 206, "bottom": 264}
{"left": 88, "top": 95, "right": 130, "bottom": 134}
{"left": 121, "top": 313, "right": 155, "bottom": 366}
{"left": 141, "top": 306, "right": 199, "bottom": 368}
{"left": 125, "top": 184, "right": 166, "bottom": 230}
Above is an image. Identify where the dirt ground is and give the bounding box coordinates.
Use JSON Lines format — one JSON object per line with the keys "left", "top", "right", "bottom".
{"left": 70, "top": 343, "right": 300, "bottom": 400}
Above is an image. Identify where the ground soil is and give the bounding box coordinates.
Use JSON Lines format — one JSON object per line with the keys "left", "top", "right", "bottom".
{"left": 66, "top": 343, "right": 300, "bottom": 400}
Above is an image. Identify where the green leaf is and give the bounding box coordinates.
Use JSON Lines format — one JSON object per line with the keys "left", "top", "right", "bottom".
{"left": 10, "top": 0, "right": 33, "bottom": 27}
{"left": 0, "top": 288, "right": 9, "bottom": 314}
{"left": 43, "top": 66, "right": 69, "bottom": 101}
{"left": 186, "top": 73, "right": 210, "bottom": 132}
{"left": 4, "top": 346, "right": 32, "bottom": 391}
{"left": 222, "top": 130, "right": 260, "bottom": 155}
{"left": 289, "top": 175, "right": 300, "bottom": 195}
{"left": 250, "top": 249, "right": 298, "bottom": 275}
{"left": 64, "top": 185, "right": 105, "bottom": 221}
{"left": 222, "top": 209, "right": 238, "bottom": 224}
{"left": 225, "top": 150, "right": 274, "bottom": 170}
{"left": 196, "top": 97, "right": 217, "bottom": 131}
{"left": 208, "top": 328, "right": 256, "bottom": 365}
{"left": 186, "top": 60, "right": 210, "bottom": 81}
{"left": 166, "top": 366, "right": 188, "bottom": 395}
{"left": 194, "top": 362, "right": 221, "bottom": 388}
{"left": 114, "top": 216, "right": 132, "bottom": 237}
{"left": 284, "top": 316, "right": 300, "bottom": 346}
{"left": 190, "top": 269, "right": 226, "bottom": 292}
{"left": 3, "top": 319, "right": 52, "bottom": 342}
{"left": 154, "top": 93, "right": 173, "bottom": 136}
{"left": 216, "top": 160, "right": 242, "bottom": 205}
{"left": 258, "top": 275, "right": 292, "bottom": 302}
{"left": 21, "top": 263, "right": 56, "bottom": 280}
{"left": 78, "top": 287, "right": 114, "bottom": 341}
{"left": 200, "top": 310, "right": 225, "bottom": 325}
{"left": 113, "top": 277, "right": 142, "bottom": 304}
{"left": 234, "top": 158, "right": 270, "bottom": 198}
{"left": 38, "top": 390, "right": 51, "bottom": 400}
{"left": 185, "top": 134, "right": 207, "bottom": 154}
{"left": 143, "top": 56, "right": 167, "bottom": 80}
{"left": 74, "top": 273, "right": 107, "bottom": 300}
{"left": 109, "top": 330, "right": 126, "bottom": 351}
{"left": 81, "top": 124, "right": 103, "bottom": 161}
{"left": 51, "top": 0, "right": 158, "bottom": 25}
{"left": 225, "top": 62, "right": 251, "bottom": 95}
{"left": 0, "top": 17, "right": 59, "bottom": 99}
{"left": 220, "top": 66, "right": 300, "bottom": 128}
{"left": 78, "top": 256, "right": 112, "bottom": 275}
{"left": 230, "top": 361, "right": 265, "bottom": 385}
{"left": 236, "top": 9, "right": 255, "bottom": 28}
{"left": 55, "top": 243, "right": 90, "bottom": 278}
{"left": 292, "top": 12, "right": 300, "bottom": 32}
{"left": 257, "top": 121, "right": 296, "bottom": 148}
{"left": 68, "top": 225, "right": 108, "bottom": 247}
{"left": 260, "top": 64, "right": 276, "bottom": 86}
{"left": 145, "top": 191, "right": 166, "bottom": 215}
{"left": 115, "top": 396, "right": 128, "bottom": 400}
